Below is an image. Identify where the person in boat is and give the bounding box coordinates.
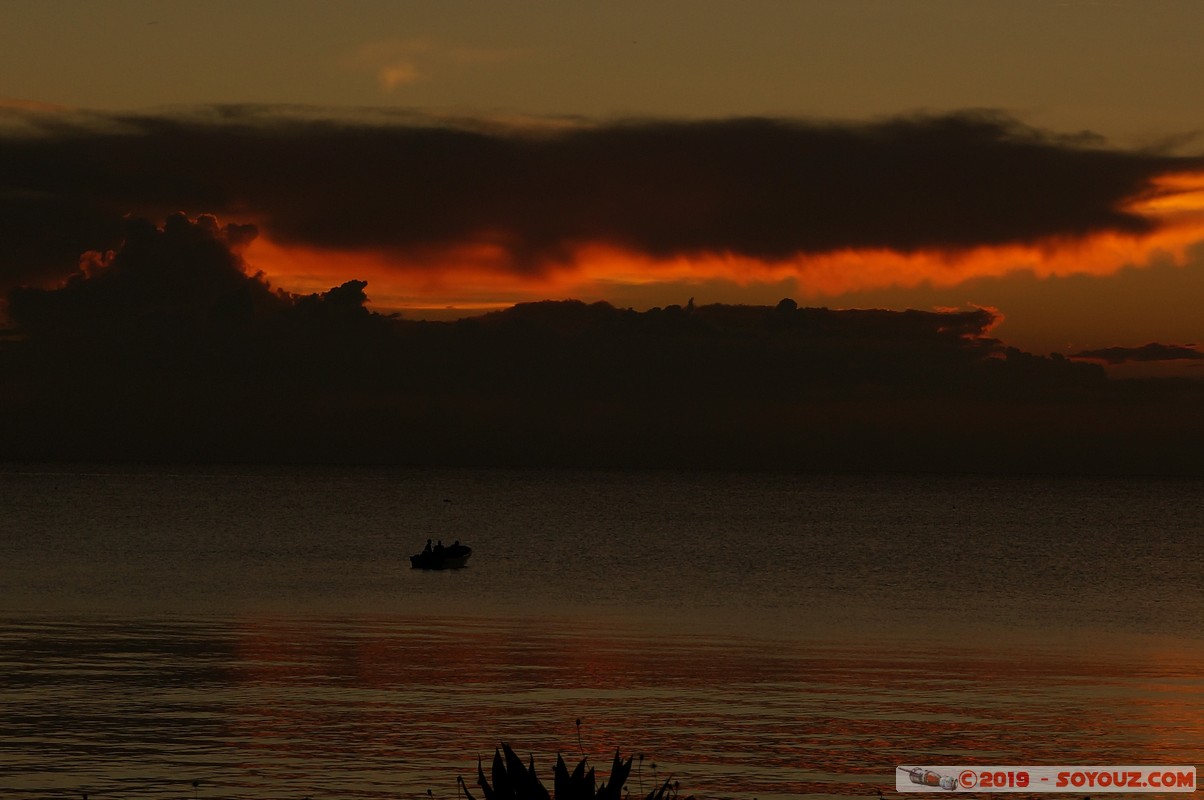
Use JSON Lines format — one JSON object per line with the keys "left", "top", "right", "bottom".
{"left": 423, "top": 539, "right": 433, "bottom": 554}
{"left": 435, "top": 539, "right": 444, "bottom": 555}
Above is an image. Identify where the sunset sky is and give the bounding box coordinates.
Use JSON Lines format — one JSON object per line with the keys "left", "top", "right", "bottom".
{"left": 4, "top": 0, "right": 1204, "bottom": 373}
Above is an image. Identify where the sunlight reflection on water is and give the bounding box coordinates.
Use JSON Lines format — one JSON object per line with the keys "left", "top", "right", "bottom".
{"left": 2, "top": 614, "right": 1202, "bottom": 800}
{"left": 2, "top": 467, "right": 1203, "bottom": 798}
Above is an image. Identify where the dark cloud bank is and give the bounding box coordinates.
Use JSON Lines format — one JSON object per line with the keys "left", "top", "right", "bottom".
{"left": 3, "top": 215, "right": 1203, "bottom": 475}
{"left": 1072, "top": 343, "right": 1204, "bottom": 365}
{"left": 2, "top": 106, "right": 1199, "bottom": 288}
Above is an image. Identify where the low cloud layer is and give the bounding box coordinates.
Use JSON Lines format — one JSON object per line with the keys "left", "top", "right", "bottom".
{"left": 1072, "top": 343, "right": 1204, "bottom": 364}
{"left": 6, "top": 213, "right": 1204, "bottom": 475}
{"left": 2, "top": 106, "right": 1199, "bottom": 292}
{"left": 6, "top": 213, "right": 385, "bottom": 369}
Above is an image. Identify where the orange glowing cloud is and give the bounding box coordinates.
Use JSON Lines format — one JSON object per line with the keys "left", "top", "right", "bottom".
{"left": 6, "top": 106, "right": 1203, "bottom": 316}
{"left": 245, "top": 237, "right": 584, "bottom": 312}
{"left": 245, "top": 170, "right": 1204, "bottom": 314}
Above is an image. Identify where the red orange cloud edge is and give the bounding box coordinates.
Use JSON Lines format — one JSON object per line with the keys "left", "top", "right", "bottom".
{"left": 243, "top": 170, "right": 1204, "bottom": 322}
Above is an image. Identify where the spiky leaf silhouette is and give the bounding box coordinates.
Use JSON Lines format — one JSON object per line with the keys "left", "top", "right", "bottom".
{"left": 464, "top": 745, "right": 691, "bottom": 800}
{"left": 553, "top": 753, "right": 572, "bottom": 800}
{"left": 553, "top": 752, "right": 595, "bottom": 800}
{"left": 465, "top": 745, "right": 551, "bottom": 800}
{"left": 596, "top": 751, "right": 633, "bottom": 800}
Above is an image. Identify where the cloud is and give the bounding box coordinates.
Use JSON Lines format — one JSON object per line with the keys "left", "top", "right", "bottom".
{"left": 17, "top": 213, "right": 1204, "bottom": 475}
{"left": 7, "top": 213, "right": 281, "bottom": 343}
{"left": 346, "top": 39, "right": 522, "bottom": 91}
{"left": 1071, "top": 342, "right": 1204, "bottom": 364}
{"left": 4, "top": 212, "right": 385, "bottom": 354}
{"left": 1, "top": 106, "right": 1201, "bottom": 297}
{"left": 345, "top": 39, "right": 431, "bottom": 89}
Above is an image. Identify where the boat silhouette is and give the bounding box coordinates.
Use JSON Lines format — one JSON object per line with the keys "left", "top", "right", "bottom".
{"left": 410, "top": 540, "right": 472, "bottom": 569}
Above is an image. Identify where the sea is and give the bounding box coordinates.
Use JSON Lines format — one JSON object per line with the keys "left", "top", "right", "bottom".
{"left": 1, "top": 467, "right": 1201, "bottom": 800}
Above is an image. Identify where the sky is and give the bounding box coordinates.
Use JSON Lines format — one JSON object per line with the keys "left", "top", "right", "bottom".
{"left": 4, "top": 0, "right": 1204, "bottom": 374}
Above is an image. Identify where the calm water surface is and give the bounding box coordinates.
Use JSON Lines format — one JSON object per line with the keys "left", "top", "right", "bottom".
{"left": 1, "top": 467, "right": 1201, "bottom": 799}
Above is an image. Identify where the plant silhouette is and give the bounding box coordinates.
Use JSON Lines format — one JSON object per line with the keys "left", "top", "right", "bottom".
{"left": 462, "top": 743, "right": 692, "bottom": 800}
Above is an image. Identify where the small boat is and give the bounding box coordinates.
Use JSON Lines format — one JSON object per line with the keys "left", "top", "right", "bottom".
{"left": 410, "top": 541, "right": 472, "bottom": 570}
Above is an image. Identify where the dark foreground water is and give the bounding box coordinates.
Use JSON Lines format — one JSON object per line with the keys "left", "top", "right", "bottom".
{"left": 1, "top": 467, "right": 1201, "bottom": 799}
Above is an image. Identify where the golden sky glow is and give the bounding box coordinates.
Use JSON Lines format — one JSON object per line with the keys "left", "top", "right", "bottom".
{"left": 5, "top": 2, "right": 1204, "bottom": 144}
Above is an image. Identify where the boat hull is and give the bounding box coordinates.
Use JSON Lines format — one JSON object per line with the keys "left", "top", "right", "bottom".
{"left": 410, "top": 546, "right": 472, "bottom": 570}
